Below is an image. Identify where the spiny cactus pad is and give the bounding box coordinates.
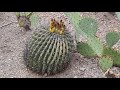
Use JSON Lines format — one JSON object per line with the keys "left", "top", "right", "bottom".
{"left": 103, "top": 47, "right": 120, "bottom": 67}
{"left": 30, "top": 13, "right": 40, "bottom": 30}
{"left": 79, "top": 17, "right": 98, "bottom": 36}
{"left": 99, "top": 56, "right": 113, "bottom": 72}
{"left": 64, "top": 12, "right": 82, "bottom": 40}
{"left": 106, "top": 32, "right": 120, "bottom": 48}
{"left": 64, "top": 12, "right": 103, "bottom": 57}
{"left": 24, "top": 19, "right": 73, "bottom": 75}
{"left": 24, "top": 12, "right": 32, "bottom": 17}
{"left": 77, "top": 42, "right": 96, "bottom": 57}
{"left": 116, "top": 12, "right": 120, "bottom": 21}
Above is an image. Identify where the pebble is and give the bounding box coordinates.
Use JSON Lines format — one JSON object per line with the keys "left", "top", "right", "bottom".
{"left": 74, "top": 76, "right": 78, "bottom": 78}
{"left": 79, "top": 68, "right": 86, "bottom": 71}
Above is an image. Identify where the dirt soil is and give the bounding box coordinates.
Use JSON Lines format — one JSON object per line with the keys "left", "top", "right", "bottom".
{"left": 0, "top": 12, "right": 120, "bottom": 78}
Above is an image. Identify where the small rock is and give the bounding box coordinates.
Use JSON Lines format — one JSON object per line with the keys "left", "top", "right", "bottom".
{"left": 92, "top": 68, "right": 96, "bottom": 70}
{"left": 8, "top": 59, "right": 11, "bottom": 61}
{"left": 74, "top": 76, "right": 78, "bottom": 78}
{"left": 43, "top": 73, "right": 48, "bottom": 77}
{"left": 79, "top": 68, "right": 86, "bottom": 71}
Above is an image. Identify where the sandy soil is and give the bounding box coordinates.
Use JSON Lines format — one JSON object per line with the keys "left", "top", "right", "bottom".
{"left": 0, "top": 12, "right": 120, "bottom": 78}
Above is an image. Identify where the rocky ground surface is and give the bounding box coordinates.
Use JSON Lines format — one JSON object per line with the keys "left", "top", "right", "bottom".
{"left": 0, "top": 12, "right": 120, "bottom": 78}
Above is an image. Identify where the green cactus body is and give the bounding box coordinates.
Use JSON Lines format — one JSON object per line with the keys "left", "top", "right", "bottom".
{"left": 77, "top": 42, "right": 96, "bottom": 57}
{"left": 24, "top": 19, "right": 73, "bottom": 75}
{"left": 106, "top": 32, "right": 120, "bottom": 48}
{"left": 99, "top": 56, "right": 113, "bottom": 72}
{"left": 64, "top": 12, "right": 103, "bottom": 57}
{"left": 103, "top": 47, "right": 120, "bottom": 67}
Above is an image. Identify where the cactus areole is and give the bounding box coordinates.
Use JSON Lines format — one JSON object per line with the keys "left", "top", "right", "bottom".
{"left": 24, "top": 18, "right": 73, "bottom": 75}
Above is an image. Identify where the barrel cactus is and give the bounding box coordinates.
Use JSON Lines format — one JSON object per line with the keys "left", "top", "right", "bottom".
{"left": 24, "top": 18, "right": 74, "bottom": 75}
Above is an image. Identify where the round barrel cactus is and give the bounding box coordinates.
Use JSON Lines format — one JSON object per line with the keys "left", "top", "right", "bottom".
{"left": 24, "top": 18, "right": 74, "bottom": 75}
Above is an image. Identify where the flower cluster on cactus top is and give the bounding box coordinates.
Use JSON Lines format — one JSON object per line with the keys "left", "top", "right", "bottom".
{"left": 49, "top": 18, "right": 65, "bottom": 35}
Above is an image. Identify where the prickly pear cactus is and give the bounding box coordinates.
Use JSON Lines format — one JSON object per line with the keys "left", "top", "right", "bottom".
{"left": 99, "top": 56, "right": 113, "bottom": 72}
{"left": 24, "top": 18, "right": 74, "bottom": 75}
{"left": 103, "top": 47, "right": 120, "bottom": 67}
{"left": 64, "top": 12, "right": 103, "bottom": 57}
{"left": 116, "top": 12, "right": 120, "bottom": 20}
{"left": 77, "top": 42, "right": 96, "bottom": 57}
{"left": 106, "top": 32, "right": 120, "bottom": 48}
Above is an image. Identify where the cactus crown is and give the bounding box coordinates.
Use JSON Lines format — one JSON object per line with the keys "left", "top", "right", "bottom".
{"left": 49, "top": 18, "right": 65, "bottom": 35}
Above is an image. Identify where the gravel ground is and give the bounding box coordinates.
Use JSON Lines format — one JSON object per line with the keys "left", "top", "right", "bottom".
{"left": 0, "top": 12, "right": 120, "bottom": 78}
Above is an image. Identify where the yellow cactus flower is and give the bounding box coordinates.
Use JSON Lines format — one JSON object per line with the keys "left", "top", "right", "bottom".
{"left": 49, "top": 18, "right": 65, "bottom": 35}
